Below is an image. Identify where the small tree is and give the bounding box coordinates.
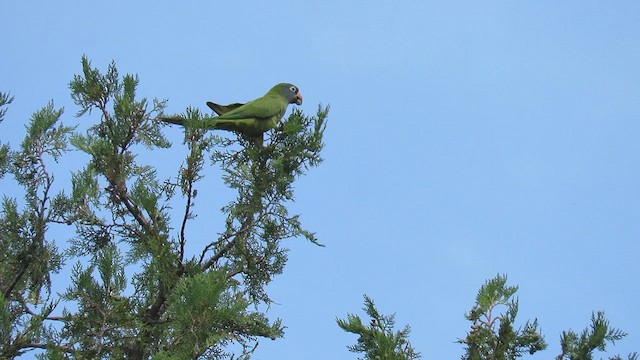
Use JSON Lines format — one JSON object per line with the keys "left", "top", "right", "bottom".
{"left": 556, "top": 311, "right": 638, "bottom": 360}
{"left": 457, "top": 274, "right": 637, "bottom": 360}
{"left": 458, "top": 274, "right": 547, "bottom": 359}
{"left": 337, "top": 276, "right": 635, "bottom": 360}
{"left": 337, "top": 295, "right": 420, "bottom": 360}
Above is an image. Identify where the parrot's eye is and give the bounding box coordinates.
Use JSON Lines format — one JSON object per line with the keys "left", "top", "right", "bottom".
{"left": 289, "top": 85, "right": 298, "bottom": 94}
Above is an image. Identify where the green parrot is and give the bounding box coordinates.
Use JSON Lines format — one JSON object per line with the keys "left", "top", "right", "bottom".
{"left": 160, "top": 83, "right": 303, "bottom": 144}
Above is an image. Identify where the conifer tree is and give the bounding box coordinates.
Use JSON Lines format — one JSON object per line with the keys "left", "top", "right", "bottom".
{"left": 457, "top": 274, "right": 636, "bottom": 360}
{"left": 556, "top": 311, "right": 638, "bottom": 360}
{"left": 0, "top": 57, "right": 328, "bottom": 359}
{"left": 337, "top": 295, "right": 420, "bottom": 360}
{"left": 338, "top": 276, "right": 636, "bottom": 360}
{"left": 458, "top": 274, "right": 547, "bottom": 359}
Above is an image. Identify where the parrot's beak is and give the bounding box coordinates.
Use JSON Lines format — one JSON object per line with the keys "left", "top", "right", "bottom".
{"left": 295, "top": 92, "right": 303, "bottom": 105}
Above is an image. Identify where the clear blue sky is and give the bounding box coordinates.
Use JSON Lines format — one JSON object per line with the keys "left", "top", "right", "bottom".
{"left": 2, "top": 1, "right": 639, "bottom": 359}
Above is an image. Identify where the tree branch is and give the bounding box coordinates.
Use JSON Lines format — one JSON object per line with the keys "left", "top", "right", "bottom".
{"left": 3, "top": 262, "right": 30, "bottom": 299}
{"left": 200, "top": 215, "right": 255, "bottom": 270}
{"left": 178, "top": 174, "right": 194, "bottom": 262}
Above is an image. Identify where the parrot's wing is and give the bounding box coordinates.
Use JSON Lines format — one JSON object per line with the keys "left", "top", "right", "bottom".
{"left": 206, "top": 102, "right": 245, "bottom": 115}
{"left": 214, "top": 95, "right": 283, "bottom": 120}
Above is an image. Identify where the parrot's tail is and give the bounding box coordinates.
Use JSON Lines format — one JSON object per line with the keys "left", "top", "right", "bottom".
{"left": 158, "top": 116, "right": 187, "bottom": 126}
{"left": 158, "top": 115, "right": 263, "bottom": 145}
{"left": 158, "top": 116, "right": 186, "bottom": 126}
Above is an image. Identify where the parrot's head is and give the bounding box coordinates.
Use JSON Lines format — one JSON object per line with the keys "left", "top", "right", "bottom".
{"left": 272, "top": 83, "right": 303, "bottom": 106}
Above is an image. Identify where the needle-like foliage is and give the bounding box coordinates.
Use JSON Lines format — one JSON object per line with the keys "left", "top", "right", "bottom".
{"left": 458, "top": 274, "right": 547, "bottom": 360}
{"left": 337, "top": 295, "right": 420, "bottom": 360}
{"left": 0, "top": 57, "right": 328, "bottom": 359}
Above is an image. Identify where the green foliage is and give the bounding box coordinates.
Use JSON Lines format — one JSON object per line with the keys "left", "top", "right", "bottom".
{"left": 60, "top": 244, "right": 134, "bottom": 358}
{"left": 0, "top": 96, "right": 72, "bottom": 358}
{"left": 0, "top": 143, "right": 9, "bottom": 179}
{"left": 556, "top": 311, "right": 638, "bottom": 360}
{"left": 337, "top": 295, "right": 420, "bottom": 360}
{"left": 458, "top": 274, "right": 547, "bottom": 359}
{"left": 1, "top": 56, "right": 328, "bottom": 359}
{"left": 0, "top": 91, "right": 14, "bottom": 178}
{"left": 156, "top": 271, "right": 283, "bottom": 359}
{"left": 337, "top": 278, "right": 635, "bottom": 360}
{"left": 0, "top": 91, "right": 13, "bottom": 123}
{"left": 456, "top": 275, "right": 636, "bottom": 360}
{"left": 205, "top": 104, "right": 328, "bottom": 304}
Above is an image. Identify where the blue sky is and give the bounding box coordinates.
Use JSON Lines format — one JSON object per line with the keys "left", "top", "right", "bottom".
{"left": 2, "top": 1, "right": 639, "bottom": 359}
